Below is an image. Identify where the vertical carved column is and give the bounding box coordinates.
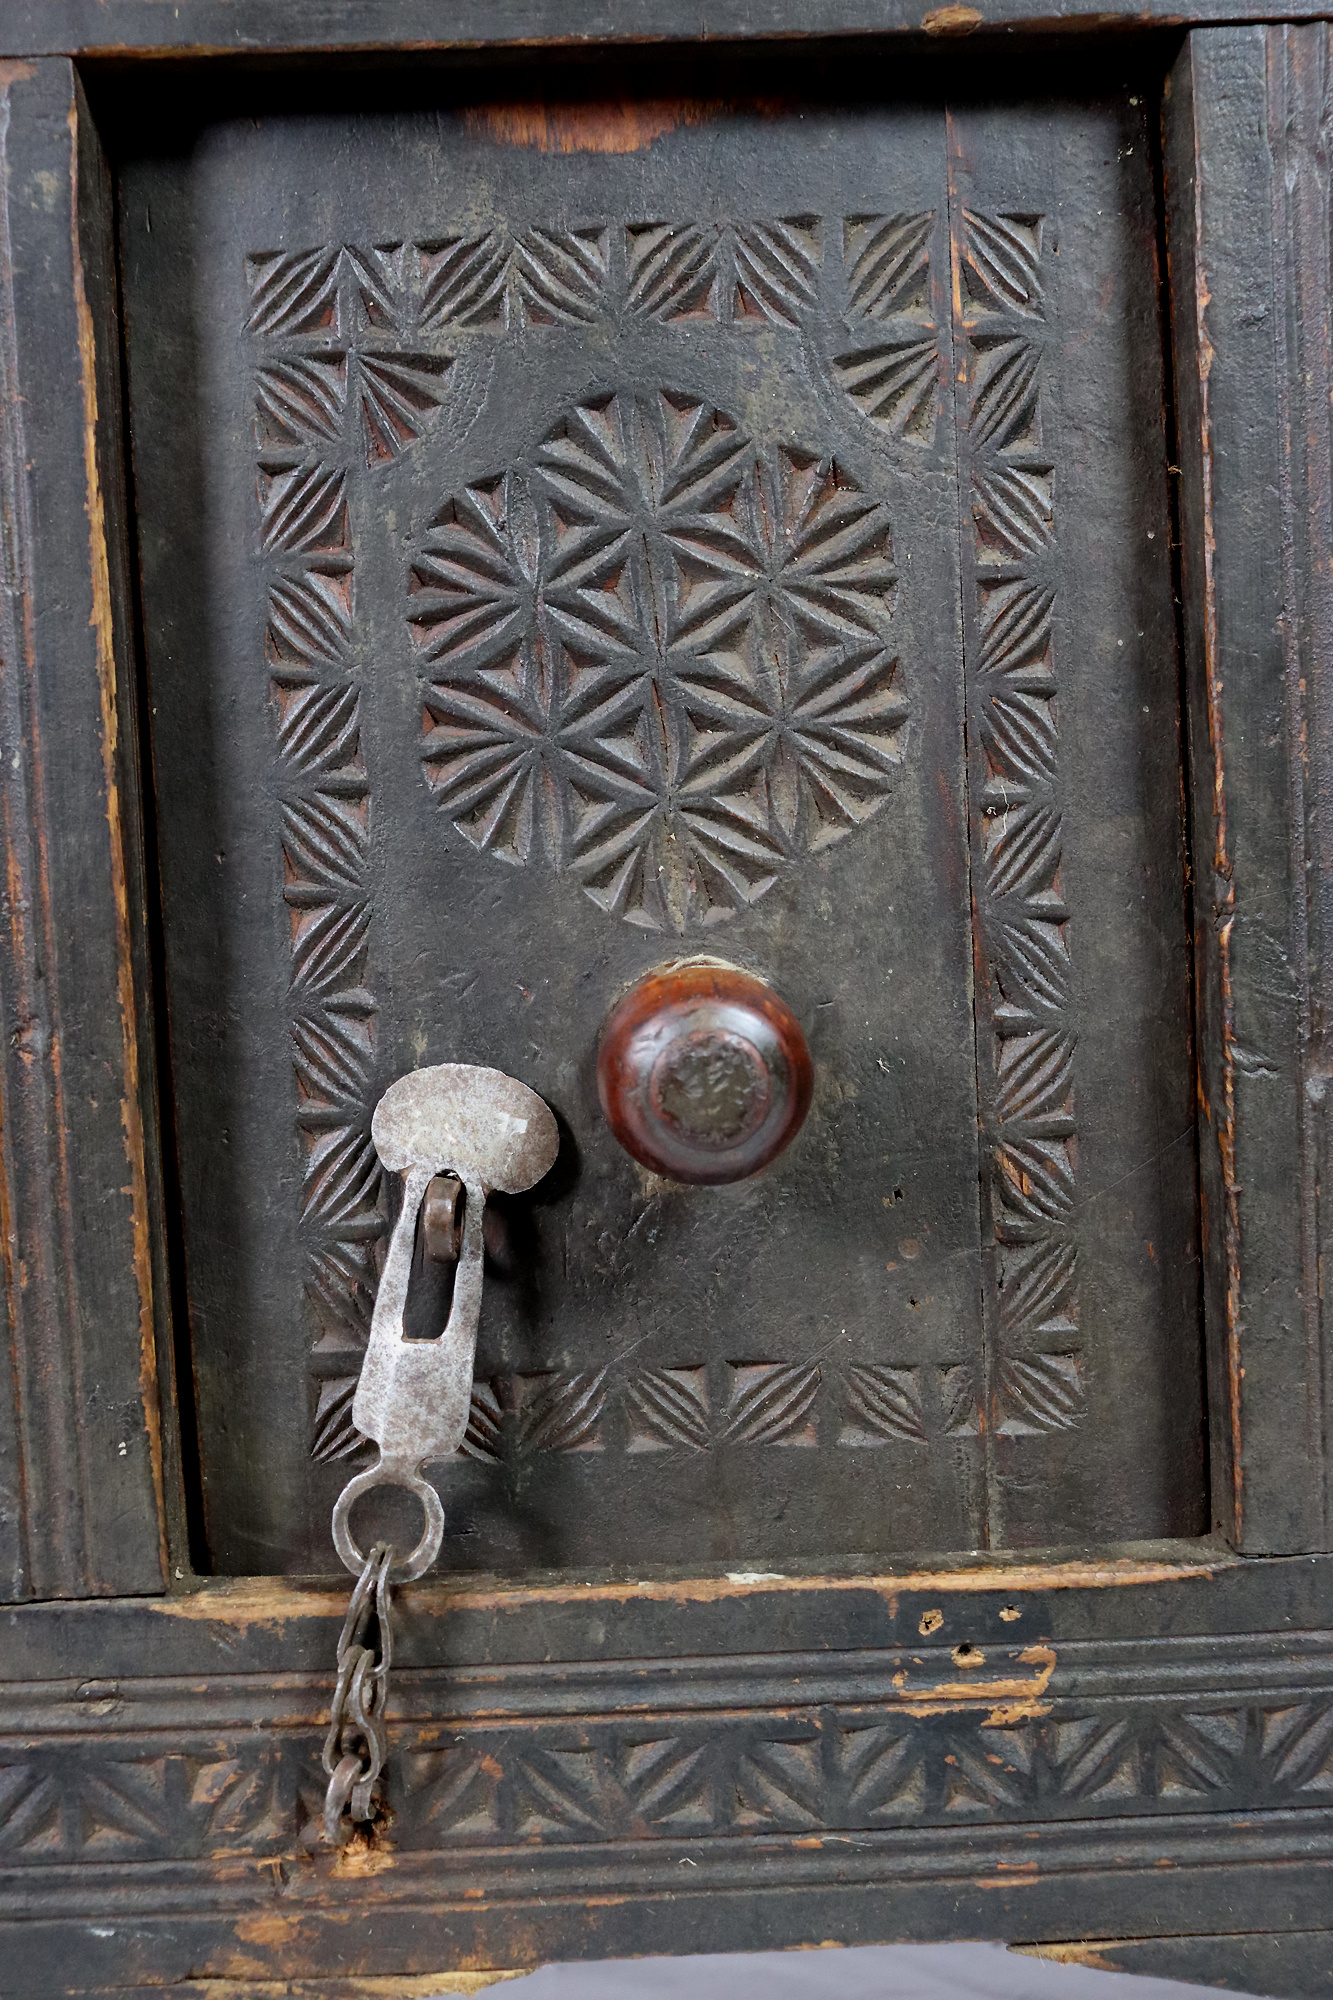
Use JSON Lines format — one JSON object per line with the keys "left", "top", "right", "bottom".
{"left": 950, "top": 202, "right": 1081, "bottom": 1543}
{"left": 245, "top": 247, "right": 459, "bottom": 1471}
{"left": 245, "top": 252, "right": 382, "bottom": 1471}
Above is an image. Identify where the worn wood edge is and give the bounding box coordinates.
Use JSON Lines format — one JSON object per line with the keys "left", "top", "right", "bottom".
{"left": 45, "top": 1980, "right": 532, "bottom": 1999}
{"left": 151, "top": 1978, "right": 532, "bottom": 1997}
{"left": 1013, "top": 1941, "right": 1127, "bottom": 1970}
{"left": 0, "top": 54, "right": 88, "bottom": 1602}
{"left": 0, "top": 57, "right": 171, "bottom": 1600}
{"left": 1269, "top": 22, "right": 1333, "bottom": 1554}
{"left": 144, "top": 1550, "right": 1229, "bottom": 1625}
{"left": 1162, "top": 31, "right": 1243, "bottom": 1543}
{"left": 68, "top": 66, "right": 168, "bottom": 1591}
{"left": 7, "top": 1811, "right": 1333, "bottom": 1950}
{"left": 0, "top": 0, "right": 1330, "bottom": 60}
{"left": 73, "top": 52, "right": 192, "bottom": 1584}
{"left": 1164, "top": 26, "right": 1331, "bottom": 1555}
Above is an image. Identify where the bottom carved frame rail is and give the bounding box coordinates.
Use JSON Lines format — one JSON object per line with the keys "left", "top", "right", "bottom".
{"left": 4, "top": 1631, "right": 1333, "bottom": 1872}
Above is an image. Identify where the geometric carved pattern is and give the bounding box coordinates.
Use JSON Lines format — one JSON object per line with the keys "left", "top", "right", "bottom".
{"left": 834, "top": 211, "right": 940, "bottom": 443}
{"left": 954, "top": 210, "right": 1081, "bottom": 1436}
{"left": 419, "top": 226, "right": 611, "bottom": 330}
{"left": 246, "top": 220, "right": 943, "bottom": 453}
{"left": 413, "top": 387, "right": 905, "bottom": 932}
{"left": 243, "top": 216, "right": 939, "bottom": 1448}
{"left": 7, "top": 1640, "right": 1333, "bottom": 1864}
{"left": 408, "top": 208, "right": 942, "bottom": 446}
{"left": 247, "top": 247, "right": 456, "bottom": 1456}
{"left": 240, "top": 219, "right": 942, "bottom": 389}
{"left": 625, "top": 216, "right": 822, "bottom": 327}
{"left": 312, "top": 1354, "right": 1050, "bottom": 1465}
{"left": 417, "top": 219, "right": 830, "bottom": 333}
{"left": 246, "top": 246, "right": 452, "bottom": 466}
{"left": 0, "top": 1748, "right": 327, "bottom": 1862}
{"left": 243, "top": 222, "right": 938, "bottom": 1449}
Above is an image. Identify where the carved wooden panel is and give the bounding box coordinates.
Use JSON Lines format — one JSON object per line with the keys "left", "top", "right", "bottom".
{"left": 123, "top": 88, "right": 1200, "bottom": 1574}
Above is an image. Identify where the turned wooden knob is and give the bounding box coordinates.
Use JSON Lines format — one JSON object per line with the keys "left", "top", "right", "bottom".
{"left": 597, "top": 963, "right": 813, "bottom": 1186}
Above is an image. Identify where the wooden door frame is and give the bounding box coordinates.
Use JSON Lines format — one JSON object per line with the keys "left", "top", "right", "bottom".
{"left": 3, "top": 18, "right": 1333, "bottom": 1995}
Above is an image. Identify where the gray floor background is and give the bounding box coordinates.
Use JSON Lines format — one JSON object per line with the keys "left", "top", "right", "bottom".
{"left": 448, "top": 1942, "right": 1266, "bottom": 1998}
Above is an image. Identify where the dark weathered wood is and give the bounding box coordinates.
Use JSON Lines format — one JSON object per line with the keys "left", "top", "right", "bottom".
{"left": 120, "top": 64, "right": 1201, "bottom": 1577}
{"left": 5, "top": 19, "right": 1333, "bottom": 1996}
{"left": 1165, "top": 27, "right": 1333, "bottom": 1553}
{"left": 0, "top": 0, "right": 1320, "bottom": 60}
{"left": 122, "top": 87, "right": 992, "bottom": 1575}
{"left": 947, "top": 93, "right": 1201, "bottom": 1549}
{"left": 1269, "top": 25, "right": 1333, "bottom": 1561}
{"left": 71, "top": 65, "right": 193, "bottom": 1590}
{"left": 0, "top": 1546, "right": 1331, "bottom": 1992}
{"left": 0, "top": 58, "right": 166, "bottom": 1600}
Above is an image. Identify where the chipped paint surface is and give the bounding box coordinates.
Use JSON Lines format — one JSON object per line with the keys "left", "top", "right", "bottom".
{"left": 156, "top": 1552, "right": 1225, "bottom": 1623}
{"left": 895, "top": 1643, "right": 1056, "bottom": 1723}
{"left": 466, "top": 99, "right": 716, "bottom": 155}
{"left": 179, "top": 1979, "right": 527, "bottom": 1998}
{"left": 922, "top": 4, "right": 985, "bottom": 28}
{"left": 1014, "top": 1941, "right": 1122, "bottom": 1972}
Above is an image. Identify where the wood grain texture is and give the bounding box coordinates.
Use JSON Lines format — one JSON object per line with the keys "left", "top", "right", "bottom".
{"left": 0, "top": 59, "right": 165, "bottom": 1599}
{"left": 948, "top": 101, "right": 1201, "bottom": 1548}
{"left": 0, "top": 0, "right": 1328, "bottom": 59}
{"left": 1165, "top": 28, "right": 1333, "bottom": 1552}
{"left": 2, "top": 1546, "right": 1330, "bottom": 1990}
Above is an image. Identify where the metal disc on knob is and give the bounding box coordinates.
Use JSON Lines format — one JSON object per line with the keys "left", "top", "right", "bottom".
{"left": 597, "top": 963, "right": 813, "bottom": 1185}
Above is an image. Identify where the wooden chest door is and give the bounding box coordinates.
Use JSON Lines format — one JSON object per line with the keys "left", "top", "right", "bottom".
{"left": 121, "top": 77, "right": 1202, "bottom": 1577}
{"left": 11, "top": 26, "right": 1333, "bottom": 1997}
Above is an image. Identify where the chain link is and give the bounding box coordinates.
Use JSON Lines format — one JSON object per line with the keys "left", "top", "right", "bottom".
{"left": 322, "top": 1539, "right": 395, "bottom": 1845}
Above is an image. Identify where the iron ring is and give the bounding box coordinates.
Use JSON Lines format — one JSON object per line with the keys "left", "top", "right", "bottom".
{"left": 331, "top": 1459, "right": 445, "bottom": 1582}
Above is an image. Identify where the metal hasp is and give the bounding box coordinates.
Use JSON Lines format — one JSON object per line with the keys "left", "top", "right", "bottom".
{"left": 597, "top": 962, "right": 814, "bottom": 1185}
{"left": 331, "top": 1064, "right": 559, "bottom": 1581}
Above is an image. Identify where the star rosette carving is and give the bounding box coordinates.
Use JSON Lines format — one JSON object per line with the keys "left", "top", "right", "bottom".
{"left": 410, "top": 387, "right": 907, "bottom": 931}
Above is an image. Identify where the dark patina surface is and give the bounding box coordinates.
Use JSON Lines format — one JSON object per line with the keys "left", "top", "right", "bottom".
{"left": 0, "top": 18, "right": 1331, "bottom": 1997}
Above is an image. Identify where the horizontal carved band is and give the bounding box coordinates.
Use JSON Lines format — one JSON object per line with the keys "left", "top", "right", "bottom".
{"left": 246, "top": 216, "right": 932, "bottom": 341}
{"left": 4, "top": 1631, "right": 1333, "bottom": 1869}
{"left": 312, "top": 1352, "right": 1087, "bottom": 1465}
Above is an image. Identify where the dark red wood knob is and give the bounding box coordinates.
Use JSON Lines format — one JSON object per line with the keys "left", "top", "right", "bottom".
{"left": 597, "top": 963, "right": 813, "bottom": 1186}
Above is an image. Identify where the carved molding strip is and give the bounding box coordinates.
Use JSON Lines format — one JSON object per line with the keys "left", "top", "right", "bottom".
{"left": 312, "top": 1344, "right": 1089, "bottom": 1468}
{"left": 953, "top": 212, "right": 1081, "bottom": 1449}
{"left": 5, "top": 1630, "right": 1333, "bottom": 1863}
{"left": 4, "top": 1813, "right": 1333, "bottom": 1939}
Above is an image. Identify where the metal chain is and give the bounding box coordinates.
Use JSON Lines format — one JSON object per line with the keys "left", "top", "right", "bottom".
{"left": 322, "top": 1539, "right": 395, "bottom": 1845}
